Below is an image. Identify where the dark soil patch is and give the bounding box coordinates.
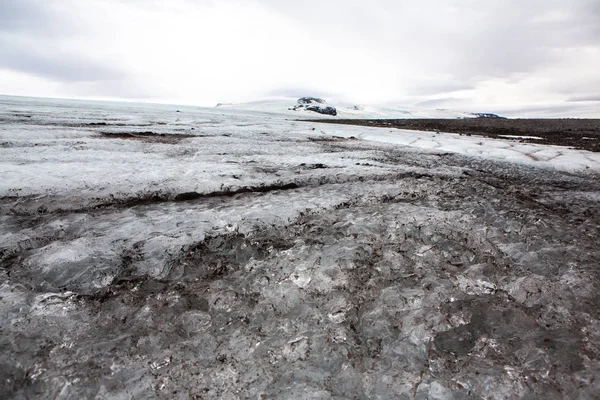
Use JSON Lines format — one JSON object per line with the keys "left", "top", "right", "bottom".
{"left": 98, "top": 131, "right": 198, "bottom": 144}
{"left": 306, "top": 119, "right": 600, "bottom": 152}
{"left": 307, "top": 136, "right": 358, "bottom": 143}
{"left": 300, "top": 163, "right": 328, "bottom": 169}
{"left": 88, "top": 182, "right": 302, "bottom": 210}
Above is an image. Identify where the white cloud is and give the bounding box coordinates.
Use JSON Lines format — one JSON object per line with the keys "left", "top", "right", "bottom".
{"left": 0, "top": 0, "right": 599, "bottom": 115}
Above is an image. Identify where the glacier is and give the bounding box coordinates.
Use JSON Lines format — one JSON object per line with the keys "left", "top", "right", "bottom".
{"left": 1, "top": 95, "right": 599, "bottom": 399}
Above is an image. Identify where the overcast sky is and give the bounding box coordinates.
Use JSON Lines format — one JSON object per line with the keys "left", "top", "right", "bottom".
{"left": 1, "top": 0, "right": 599, "bottom": 116}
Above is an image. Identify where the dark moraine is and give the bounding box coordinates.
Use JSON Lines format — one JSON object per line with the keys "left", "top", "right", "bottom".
{"left": 307, "top": 118, "right": 600, "bottom": 152}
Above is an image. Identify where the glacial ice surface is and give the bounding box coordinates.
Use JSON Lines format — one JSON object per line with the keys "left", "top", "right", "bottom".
{"left": 1, "top": 96, "right": 600, "bottom": 399}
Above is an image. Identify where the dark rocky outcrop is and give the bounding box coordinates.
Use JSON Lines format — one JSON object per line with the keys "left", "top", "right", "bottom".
{"left": 290, "top": 97, "right": 337, "bottom": 116}
{"left": 297, "top": 97, "right": 326, "bottom": 104}
{"left": 471, "top": 113, "right": 506, "bottom": 119}
{"left": 306, "top": 105, "right": 337, "bottom": 116}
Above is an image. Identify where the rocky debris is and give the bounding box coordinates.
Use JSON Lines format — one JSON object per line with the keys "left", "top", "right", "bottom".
{"left": 297, "top": 97, "right": 326, "bottom": 104}
{"left": 290, "top": 97, "right": 338, "bottom": 116}
{"left": 471, "top": 112, "right": 506, "bottom": 119}
{"left": 99, "top": 131, "right": 196, "bottom": 144}
{"left": 305, "top": 105, "right": 337, "bottom": 116}
{"left": 3, "top": 161, "right": 600, "bottom": 399}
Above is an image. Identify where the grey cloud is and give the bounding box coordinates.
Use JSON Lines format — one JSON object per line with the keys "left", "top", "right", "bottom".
{"left": 0, "top": 42, "right": 124, "bottom": 83}
{"left": 0, "top": 0, "right": 43, "bottom": 31}
{"left": 454, "top": 0, "right": 600, "bottom": 77}
{"left": 406, "top": 83, "right": 474, "bottom": 96}
{"left": 267, "top": 88, "right": 337, "bottom": 100}
{"left": 413, "top": 98, "right": 457, "bottom": 107}
{"left": 551, "top": 76, "right": 600, "bottom": 97}
{"left": 259, "top": 0, "right": 600, "bottom": 85}
{"left": 0, "top": 0, "right": 67, "bottom": 36}
{"left": 256, "top": 0, "right": 385, "bottom": 38}
{"left": 0, "top": 0, "right": 598, "bottom": 109}
{"left": 64, "top": 79, "right": 158, "bottom": 100}
{"left": 0, "top": 1, "right": 130, "bottom": 88}
{"left": 578, "top": 0, "right": 600, "bottom": 37}
{"left": 0, "top": 0, "right": 148, "bottom": 99}
{"left": 567, "top": 95, "right": 600, "bottom": 102}
{"left": 496, "top": 103, "right": 598, "bottom": 118}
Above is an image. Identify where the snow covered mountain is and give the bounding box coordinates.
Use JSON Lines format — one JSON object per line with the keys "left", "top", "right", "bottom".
{"left": 216, "top": 97, "right": 484, "bottom": 119}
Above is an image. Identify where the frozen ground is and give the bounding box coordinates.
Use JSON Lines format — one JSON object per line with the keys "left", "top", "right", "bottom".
{"left": 1, "top": 96, "right": 600, "bottom": 399}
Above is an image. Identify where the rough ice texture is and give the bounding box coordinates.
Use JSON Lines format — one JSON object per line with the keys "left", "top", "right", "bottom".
{"left": 1, "top": 96, "right": 600, "bottom": 399}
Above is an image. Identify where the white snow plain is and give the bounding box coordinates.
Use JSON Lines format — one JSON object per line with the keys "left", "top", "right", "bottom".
{"left": 1, "top": 96, "right": 599, "bottom": 204}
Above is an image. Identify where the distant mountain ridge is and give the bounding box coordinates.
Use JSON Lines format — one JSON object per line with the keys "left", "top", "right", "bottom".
{"left": 216, "top": 97, "right": 505, "bottom": 120}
